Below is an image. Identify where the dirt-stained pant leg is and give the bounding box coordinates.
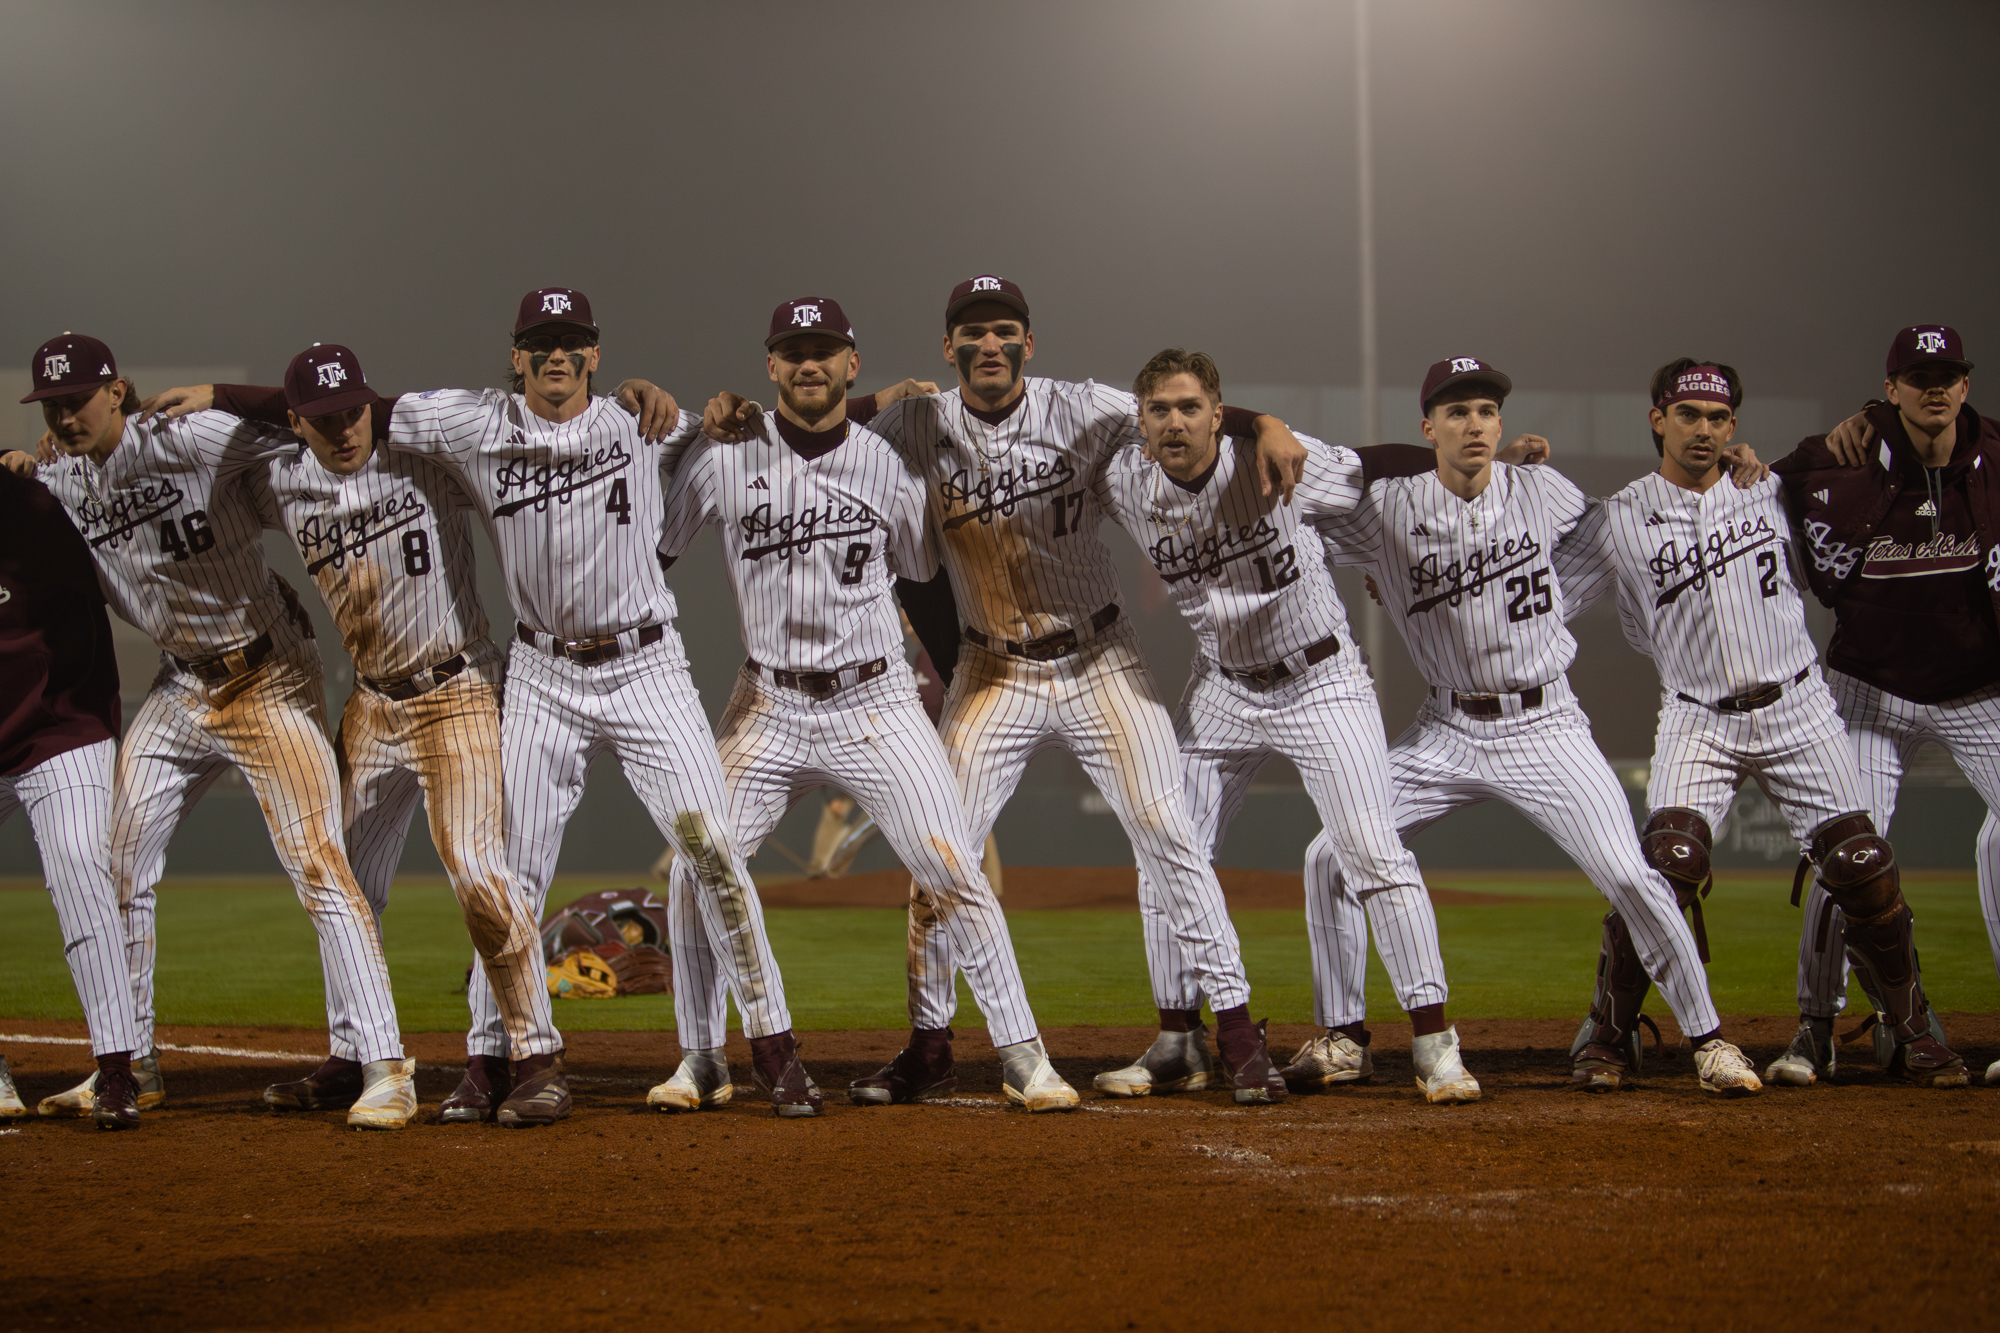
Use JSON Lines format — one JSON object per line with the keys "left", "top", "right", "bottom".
{"left": 201, "top": 645, "right": 405, "bottom": 1064}
{"left": 0, "top": 740, "right": 138, "bottom": 1057}
{"left": 338, "top": 689, "right": 425, "bottom": 927}
{"left": 344, "top": 676, "right": 560, "bottom": 1062}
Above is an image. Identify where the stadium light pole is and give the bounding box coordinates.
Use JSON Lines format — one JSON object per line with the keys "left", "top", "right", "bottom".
{"left": 1355, "top": 0, "right": 1386, "bottom": 692}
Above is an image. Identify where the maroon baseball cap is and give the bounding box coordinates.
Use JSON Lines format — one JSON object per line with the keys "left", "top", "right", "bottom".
{"left": 766, "top": 297, "right": 855, "bottom": 350}
{"left": 514, "top": 288, "right": 598, "bottom": 340}
{"left": 21, "top": 332, "right": 119, "bottom": 404}
{"left": 945, "top": 275, "right": 1029, "bottom": 330}
{"left": 1420, "top": 356, "right": 1512, "bottom": 411}
{"left": 284, "top": 344, "right": 380, "bottom": 418}
{"left": 1886, "top": 325, "right": 1972, "bottom": 377}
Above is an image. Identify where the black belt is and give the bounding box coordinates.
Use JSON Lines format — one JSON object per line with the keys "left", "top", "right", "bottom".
{"left": 964, "top": 604, "right": 1119, "bottom": 662}
{"left": 1437, "top": 685, "right": 1546, "bottom": 718}
{"left": 367, "top": 653, "right": 470, "bottom": 702}
{"left": 517, "top": 622, "right": 664, "bottom": 666}
{"left": 748, "top": 657, "right": 888, "bottom": 699}
{"left": 1679, "top": 667, "right": 1811, "bottom": 714}
{"left": 1220, "top": 633, "right": 1342, "bottom": 688}
{"left": 173, "top": 631, "right": 275, "bottom": 685}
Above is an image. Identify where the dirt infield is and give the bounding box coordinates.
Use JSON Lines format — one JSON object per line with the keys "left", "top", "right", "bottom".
{"left": 3, "top": 1015, "right": 1997, "bottom": 1331}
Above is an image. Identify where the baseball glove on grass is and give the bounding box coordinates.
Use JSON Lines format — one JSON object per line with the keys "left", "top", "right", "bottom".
{"left": 606, "top": 943, "right": 673, "bottom": 995}
{"left": 547, "top": 948, "right": 619, "bottom": 999}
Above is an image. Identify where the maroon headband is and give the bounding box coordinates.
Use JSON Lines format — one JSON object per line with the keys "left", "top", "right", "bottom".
{"left": 1656, "top": 366, "right": 1733, "bottom": 409}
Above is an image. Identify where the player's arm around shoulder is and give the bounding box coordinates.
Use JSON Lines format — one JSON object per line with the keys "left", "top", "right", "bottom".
{"left": 657, "top": 431, "right": 728, "bottom": 566}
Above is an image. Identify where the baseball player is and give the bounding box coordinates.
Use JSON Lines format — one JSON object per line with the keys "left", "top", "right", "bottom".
{"left": 705, "top": 275, "right": 1305, "bottom": 1103}
{"left": 1550, "top": 359, "right": 1965, "bottom": 1090}
{"left": 0, "top": 440, "right": 141, "bottom": 1129}
{"left": 1773, "top": 324, "right": 1997, "bottom": 1085}
{"left": 1099, "top": 348, "right": 1481, "bottom": 1103}
{"left": 1304, "top": 356, "right": 1763, "bottom": 1097}
{"left": 8, "top": 333, "right": 415, "bottom": 1130}
{"left": 653, "top": 298, "right": 1075, "bottom": 1112}
{"left": 160, "top": 290, "right": 819, "bottom": 1115}
{"left": 213, "top": 342, "right": 569, "bottom": 1124}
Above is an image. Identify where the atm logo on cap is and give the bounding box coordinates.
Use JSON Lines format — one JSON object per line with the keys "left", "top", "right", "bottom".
{"left": 44, "top": 354, "right": 70, "bottom": 379}
{"left": 1449, "top": 357, "right": 1481, "bottom": 374}
{"left": 1916, "top": 331, "right": 1948, "bottom": 354}
{"left": 316, "top": 362, "right": 348, "bottom": 388}
{"left": 542, "top": 293, "right": 573, "bottom": 314}
{"left": 971, "top": 277, "right": 1002, "bottom": 292}
{"left": 792, "top": 303, "right": 822, "bottom": 326}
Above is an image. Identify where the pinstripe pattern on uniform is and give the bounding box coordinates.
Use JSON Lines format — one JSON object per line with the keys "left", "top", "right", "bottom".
{"left": 669, "top": 664, "right": 1039, "bottom": 1048}
{"left": 37, "top": 412, "right": 294, "bottom": 658}
{"left": 111, "top": 617, "right": 403, "bottom": 1063}
{"left": 256, "top": 443, "right": 500, "bottom": 685}
{"left": 470, "top": 627, "right": 793, "bottom": 1052}
{"left": 659, "top": 419, "right": 936, "bottom": 670}
{"left": 1797, "top": 670, "right": 2000, "bottom": 1017}
{"left": 1095, "top": 431, "right": 1447, "bottom": 1020}
{"left": 1557, "top": 474, "right": 1819, "bottom": 701}
{"left": 1317, "top": 462, "right": 1587, "bottom": 692}
{"left": 0, "top": 738, "right": 137, "bottom": 1056}
{"left": 1646, "top": 680, "right": 1870, "bottom": 841}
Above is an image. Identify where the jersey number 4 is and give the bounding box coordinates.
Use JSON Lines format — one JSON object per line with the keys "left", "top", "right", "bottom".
{"left": 605, "top": 478, "right": 632, "bottom": 525}
{"left": 157, "top": 510, "right": 214, "bottom": 562}
{"left": 1505, "top": 567, "right": 1553, "bottom": 622}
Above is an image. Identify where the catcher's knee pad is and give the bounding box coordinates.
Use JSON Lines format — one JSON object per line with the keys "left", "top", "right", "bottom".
{"left": 1810, "top": 812, "right": 1901, "bottom": 923}
{"left": 1641, "top": 807, "right": 1712, "bottom": 909}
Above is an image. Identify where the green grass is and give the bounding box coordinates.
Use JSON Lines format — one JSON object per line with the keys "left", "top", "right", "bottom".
{"left": 0, "top": 873, "right": 1992, "bottom": 1033}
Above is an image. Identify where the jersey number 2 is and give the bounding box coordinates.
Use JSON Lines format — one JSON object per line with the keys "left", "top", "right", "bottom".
{"left": 1756, "top": 549, "right": 1779, "bottom": 598}
{"left": 157, "top": 510, "right": 214, "bottom": 562}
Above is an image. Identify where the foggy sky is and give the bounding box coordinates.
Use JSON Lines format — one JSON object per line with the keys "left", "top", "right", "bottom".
{"left": 6, "top": 0, "right": 1995, "bottom": 426}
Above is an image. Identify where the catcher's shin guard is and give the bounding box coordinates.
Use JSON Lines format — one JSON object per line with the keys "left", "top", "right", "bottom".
{"left": 1806, "top": 814, "right": 1925, "bottom": 1041}
{"left": 1641, "top": 807, "right": 1714, "bottom": 962}
{"left": 1571, "top": 910, "right": 1656, "bottom": 1078}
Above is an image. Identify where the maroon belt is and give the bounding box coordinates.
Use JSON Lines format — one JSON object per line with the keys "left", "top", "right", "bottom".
{"left": 749, "top": 657, "right": 887, "bottom": 699}
{"left": 1678, "top": 667, "right": 1811, "bottom": 714}
{"left": 1220, "top": 633, "right": 1342, "bottom": 688}
{"left": 964, "top": 604, "right": 1119, "bottom": 662}
{"left": 1438, "top": 685, "right": 1546, "bottom": 718}
{"left": 173, "top": 631, "right": 275, "bottom": 684}
{"left": 367, "top": 653, "right": 470, "bottom": 701}
{"left": 518, "top": 622, "right": 664, "bottom": 666}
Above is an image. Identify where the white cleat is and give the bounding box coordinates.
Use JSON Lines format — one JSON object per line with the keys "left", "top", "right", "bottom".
{"left": 1764, "top": 1018, "right": 1835, "bottom": 1087}
{"left": 648, "top": 1049, "right": 735, "bottom": 1112}
{"left": 37, "top": 1052, "right": 165, "bottom": 1117}
{"left": 1695, "top": 1039, "right": 1763, "bottom": 1098}
{"left": 1092, "top": 1027, "right": 1214, "bottom": 1097}
{"left": 1280, "top": 1031, "right": 1374, "bottom": 1091}
{"left": 1987, "top": 1058, "right": 2000, "bottom": 1088}
{"left": 999, "top": 1036, "right": 1080, "bottom": 1113}
{"left": 0, "top": 1056, "right": 25, "bottom": 1119}
{"left": 1410, "top": 1026, "right": 1481, "bottom": 1105}
{"left": 347, "top": 1058, "right": 417, "bottom": 1130}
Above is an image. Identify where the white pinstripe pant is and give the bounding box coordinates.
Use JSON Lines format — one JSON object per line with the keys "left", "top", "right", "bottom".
{"left": 111, "top": 624, "right": 403, "bottom": 1062}
{"left": 1796, "top": 671, "right": 2000, "bottom": 1017}
{"left": 1142, "top": 653, "right": 1448, "bottom": 1024}
{"left": 671, "top": 661, "right": 1039, "bottom": 1048}
{"left": 910, "top": 621, "right": 1251, "bottom": 1025}
{"left": 1305, "top": 681, "right": 1722, "bottom": 1038}
{"left": 0, "top": 739, "right": 138, "bottom": 1057}
{"left": 473, "top": 627, "right": 790, "bottom": 1054}
{"left": 338, "top": 666, "right": 561, "bottom": 1060}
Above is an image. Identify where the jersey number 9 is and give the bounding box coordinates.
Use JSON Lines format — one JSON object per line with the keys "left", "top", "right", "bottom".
{"left": 839, "top": 542, "right": 871, "bottom": 585}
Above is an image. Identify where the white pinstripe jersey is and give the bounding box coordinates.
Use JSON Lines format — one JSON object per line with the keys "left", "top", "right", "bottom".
{"left": 659, "top": 416, "right": 935, "bottom": 672}
{"left": 868, "top": 378, "right": 1139, "bottom": 642}
{"left": 384, "top": 390, "right": 699, "bottom": 638}
{"left": 1317, "top": 462, "right": 1587, "bottom": 693}
{"left": 254, "top": 442, "right": 494, "bottom": 683}
{"left": 1556, "top": 472, "right": 1818, "bottom": 702}
{"left": 37, "top": 411, "right": 293, "bottom": 658}
{"left": 1097, "top": 432, "right": 1362, "bottom": 671}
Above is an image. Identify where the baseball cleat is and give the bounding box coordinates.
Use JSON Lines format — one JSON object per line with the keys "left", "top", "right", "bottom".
{"left": 1093, "top": 1026, "right": 1215, "bottom": 1097}
{"left": 38, "top": 1052, "right": 165, "bottom": 1117}
{"left": 649, "top": 1049, "right": 735, "bottom": 1112}
{"left": 0, "top": 1056, "right": 26, "bottom": 1119}
{"left": 263, "top": 1056, "right": 364, "bottom": 1111}
{"left": 999, "top": 1036, "right": 1080, "bottom": 1113}
{"left": 1411, "top": 1026, "right": 1482, "bottom": 1105}
{"left": 1280, "top": 1030, "right": 1373, "bottom": 1092}
{"left": 92, "top": 1065, "right": 141, "bottom": 1130}
{"left": 1888, "top": 1034, "right": 1969, "bottom": 1089}
{"left": 749, "top": 1032, "right": 823, "bottom": 1118}
{"left": 1986, "top": 1058, "right": 2000, "bottom": 1087}
{"left": 851, "top": 1032, "right": 957, "bottom": 1105}
{"left": 347, "top": 1058, "right": 417, "bottom": 1130}
{"left": 1764, "top": 1017, "right": 1836, "bottom": 1087}
{"left": 438, "top": 1054, "right": 511, "bottom": 1124}
{"left": 1694, "top": 1039, "right": 1762, "bottom": 1097}
{"left": 496, "top": 1053, "right": 571, "bottom": 1127}
{"left": 1214, "top": 1020, "right": 1287, "bottom": 1105}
